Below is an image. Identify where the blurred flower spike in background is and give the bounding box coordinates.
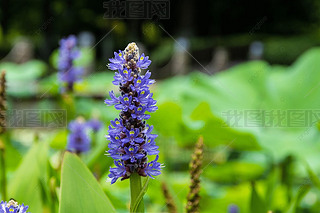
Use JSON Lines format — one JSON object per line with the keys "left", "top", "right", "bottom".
{"left": 67, "top": 117, "right": 91, "bottom": 154}
{"left": 87, "top": 118, "right": 103, "bottom": 132}
{"left": 105, "top": 42, "right": 161, "bottom": 184}
{"left": 58, "top": 35, "right": 83, "bottom": 93}
{"left": 228, "top": 204, "right": 239, "bottom": 213}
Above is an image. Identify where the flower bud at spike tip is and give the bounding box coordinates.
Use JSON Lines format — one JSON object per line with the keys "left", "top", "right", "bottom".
{"left": 0, "top": 198, "right": 30, "bottom": 213}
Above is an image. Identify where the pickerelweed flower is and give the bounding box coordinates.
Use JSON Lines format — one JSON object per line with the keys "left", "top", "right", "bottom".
{"left": 67, "top": 117, "right": 91, "bottom": 153}
{"left": 58, "top": 35, "right": 83, "bottom": 92}
{"left": 228, "top": 204, "right": 239, "bottom": 213}
{"left": 0, "top": 199, "right": 29, "bottom": 213}
{"left": 87, "top": 118, "right": 103, "bottom": 132}
{"left": 105, "top": 42, "right": 161, "bottom": 184}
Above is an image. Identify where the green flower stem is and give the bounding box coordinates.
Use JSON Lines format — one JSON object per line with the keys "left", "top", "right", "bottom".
{"left": 60, "top": 93, "right": 76, "bottom": 122}
{"left": 92, "top": 132, "right": 97, "bottom": 147}
{"left": 0, "top": 142, "right": 6, "bottom": 201}
{"left": 130, "top": 172, "right": 144, "bottom": 213}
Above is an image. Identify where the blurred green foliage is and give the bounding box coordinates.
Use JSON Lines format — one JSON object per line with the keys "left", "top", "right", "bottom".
{"left": 2, "top": 48, "right": 320, "bottom": 212}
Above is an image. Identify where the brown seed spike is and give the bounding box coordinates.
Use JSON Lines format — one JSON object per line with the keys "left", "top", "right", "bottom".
{"left": 0, "top": 71, "right": 6, "bottom": 134}
{"left": 161, "top": 182, "right": 177, "bottom": 213}
{"left": 186, "top": 136, "right": 204, "bottom": 213}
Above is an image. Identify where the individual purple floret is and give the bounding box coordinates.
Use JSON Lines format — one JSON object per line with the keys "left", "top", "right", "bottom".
{"left": 105, "top": 42, "right": 161, "bottom": 184}
{"left": 58, "top": 35, "right": 83, "bottom": 92}
{"left": 228, "top": 204, "right": 239, "bottom": 213}
{"left": 0, "top": 199, "right": 29, "bottom": 213}
{"left": 67, "top": 117, "right": 90, "bottom": 153}
{"left": 87, "top": 118, "right": 103, "bottom": 132}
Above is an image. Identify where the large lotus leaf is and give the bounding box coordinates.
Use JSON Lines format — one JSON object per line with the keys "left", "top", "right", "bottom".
{"left": 0, "top": 60, "right": 47, "bottom": 97}
{"left": 38, "top": 73, "right": 59, "bottom": 96}
{"left": 154, "top": 48, "right": 320, "bottom": 167}
{"left": 204, "top": 161, "right": 265, "bottom": 183}
{"left": 190, "top": 102, "right": 261, "bottom": 150}
{"left": 0, "top": 60, "right": 47, "bottom": 81}
{"left": 74, "top": 72, "right": 115, "bottom": 96}
{"left": 74, "top": 98, "right": 118, "bottom": 121}
{"left": 149, "top": 101, "right": 184, "bottom": 137}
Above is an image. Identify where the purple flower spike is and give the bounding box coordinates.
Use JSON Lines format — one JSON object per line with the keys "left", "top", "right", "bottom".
{"left": 0, "top": 199, "right": 30, "bottom": 213}
{"left": 67, "top": 117, "right": 91, "bottom": 153}
{"left": 58, "top": 35, "right": 83, "bottom": 92}
{"left": 105, "top": 42, "right": 161, "bottom": 184}
{"left": 87, "top": 118, "right": 103, "bottom": 132}
{"left": 228, "top": 204, "right": 239, "bottom": 213}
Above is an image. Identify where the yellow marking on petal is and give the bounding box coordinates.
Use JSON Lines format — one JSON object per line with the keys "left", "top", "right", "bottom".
{"left": 129, "top": 147, "right": 134, "bottom": 151}
{"left": 123, "top": 70, "right": 128, "bottom": 74}
{"left": 124, "top": 97, "right": 129, "bottom": 101}
{"left": 119, "top": 53, "right": 122, "bottom": 57}
{"left": 130, "top": 130, "right": 135, "bottom": 135}
{"left": 141, "top": 91, "right": 145, "bottom": 95}
{"left": 138, "top": 107, "right": 142, "bottom": 111}
{"left": 115, "top": 136, "right": 119, "bottom": 140}
{"left": 140, "top": 56, "right": 144, "bottom": 60}
{"left": 137, "top": 80, "right": 141, "bottom": 84}
{"left": 116, "top": 121, "right": 120, "bottom": 125}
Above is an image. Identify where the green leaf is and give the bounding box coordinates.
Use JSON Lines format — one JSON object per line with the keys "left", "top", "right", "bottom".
{"left": 265, "top": 167, "right": 279, "bottom": 208}
{"left": 8, "top": 142, "right": 49, "bottom": 212}
{"left": 205, "top": 162, "right": 265, "bottom": 183}
{"left": 191, "top": 102, "right": 261, "bottom": 150}
{"left": 74, "top": 72, "right": 115, "bottom": 96}
{"left": 250, "top": 182, "right": 267, "bottom": 213}
{"left": 305, "top": 163, "right": 320, "bottom": 189}
{"left": 285, "top": 184, "right": 310, "bottom": 213}
{"left": 0, "top": 60, "right": 47, "bottom": 81}
{"left": 59, "top": 152, "right": 115, "bottom": 213}
{"left": 0, "top": 60, "right": 47, "bottom": 97}
{"left": 49, "top": 130, "right": 68, "bottom": 149}
{"left": 153, "top": 48, "right": 320, "bottom": 168}
{"left": 149, "top": 102, "right": 183, "bottom": 137}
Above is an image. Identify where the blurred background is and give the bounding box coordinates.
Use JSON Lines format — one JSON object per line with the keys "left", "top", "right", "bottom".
{"left": 1, "top": 0, "right": 320, "bottom": 212}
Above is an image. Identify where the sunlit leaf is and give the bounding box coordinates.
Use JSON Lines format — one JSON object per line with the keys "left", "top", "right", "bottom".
{"left": 8, "top": 142, "right": 49, "bottom": 212}
{"left": 59, "top": 152, "right": 115, "bottom": 213}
